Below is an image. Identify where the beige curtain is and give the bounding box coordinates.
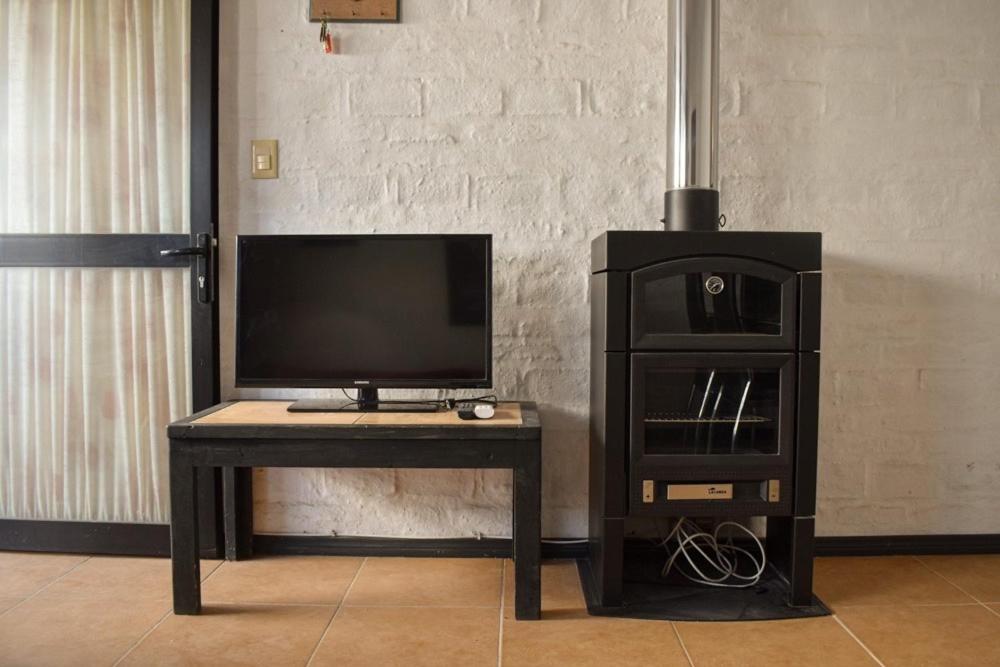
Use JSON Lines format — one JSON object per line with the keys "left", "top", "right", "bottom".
{"left": 0, "top": 1, "right": 191, "bottom": 523}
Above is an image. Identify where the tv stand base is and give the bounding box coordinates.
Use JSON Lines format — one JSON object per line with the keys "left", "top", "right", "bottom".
{"left": 287, "top": 398, "right": 440, "bottom": 413}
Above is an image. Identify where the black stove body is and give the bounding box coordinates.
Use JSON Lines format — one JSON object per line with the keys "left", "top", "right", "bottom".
{"left": 588, "top": 230, "right": 822, "bottom": 607}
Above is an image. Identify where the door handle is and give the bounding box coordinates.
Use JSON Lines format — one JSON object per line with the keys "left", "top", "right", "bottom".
{"left": 162, "top": 233, "right": 214, "bottom": 304}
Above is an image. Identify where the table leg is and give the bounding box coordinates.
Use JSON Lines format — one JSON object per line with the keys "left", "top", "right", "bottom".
{"left": 513, "top": 444, "right": 541, "bottom": 620}
{"left": 223, "top": 466, "right": 254, "bottom": 561}
{"left": 170, "top": 446, "right": 201, "bottom": 615}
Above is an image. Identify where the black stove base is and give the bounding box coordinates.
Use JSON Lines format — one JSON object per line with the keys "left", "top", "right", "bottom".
{"left": 577, "top": 552, "right": 830, "bottom": 622}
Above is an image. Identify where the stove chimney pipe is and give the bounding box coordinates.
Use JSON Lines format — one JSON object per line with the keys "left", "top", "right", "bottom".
{"left": 664, "top": 0, "right": 720, "bottom": 231}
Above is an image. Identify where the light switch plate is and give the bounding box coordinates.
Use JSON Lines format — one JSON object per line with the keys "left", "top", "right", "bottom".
{"left": 251, "top": 139, "right": 278, "bottom": 179}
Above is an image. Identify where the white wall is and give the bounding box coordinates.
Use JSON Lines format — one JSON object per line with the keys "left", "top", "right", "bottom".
{"left": 219, "top": 0, "right": 1000, "bottom": 538}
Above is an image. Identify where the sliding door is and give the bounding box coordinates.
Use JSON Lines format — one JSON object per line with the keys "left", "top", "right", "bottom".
{"left": 0, "top": 0, "right": 221, "bottom": 555}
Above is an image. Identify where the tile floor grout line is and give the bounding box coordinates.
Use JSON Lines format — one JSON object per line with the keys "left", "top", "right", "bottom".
{"left": 305, "top": 556, "right": 368, "bottom": 667}
{"left": 65, "top": 556, "right": 224, "bottom": 667}
{"left": 670, "top": 621, "right": 695, "bottom": 667}
{"left": 342, "top": 603, "right": 501, "bottom": 608}
{"left": 912, "top": 555, "right": 1000, "bottom": 619}
{"left": 833, "top": 614, "right": 886, "bottom": 667}
{"left": 200, "top": 558, "right": 226, "bottom": 584}
{"left": 201, "top": 600, "right": 344, "bottom": 608}
{"left": 0, "top": 555, "right": 92, "bottom": 620}
{"left": 111, "top": 607, "right": 173, "bottom": 667}
{"left": 196, "top": 600, "right": 500, "bottom": 610}
{"left": 194, "top": 598, "right": 496, "bottom": 609}
{"left": 834, "top": 602, "right": 985, "bottom": 608}
{"left": 911, "top": 555, "right": 983, "bottom": 602}
{"left": 497, "top": 558, "right": 506, "bottom": 667}
{"left": 160, "top": 597, "right": 995, "bottom": 611}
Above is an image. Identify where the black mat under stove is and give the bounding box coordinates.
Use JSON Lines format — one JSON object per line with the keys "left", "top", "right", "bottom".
{"left": 577, "top": 549, "right": 830, "bottom": 622}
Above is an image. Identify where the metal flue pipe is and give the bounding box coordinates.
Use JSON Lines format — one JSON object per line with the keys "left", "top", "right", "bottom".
{"left": 664, "top": 0, "right": 720, "bottom": 231}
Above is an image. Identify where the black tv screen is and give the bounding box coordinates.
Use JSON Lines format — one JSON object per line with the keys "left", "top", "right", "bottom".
{"left": 236, "top": 234, "right": 492, "bottom": 388}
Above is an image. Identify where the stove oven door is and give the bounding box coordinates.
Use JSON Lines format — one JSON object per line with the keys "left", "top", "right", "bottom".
{"left": 629, "top": 352, "right": 796, "bottom": 516}
{"left": 631, "top": 257, "right": 797, "bottom": 350}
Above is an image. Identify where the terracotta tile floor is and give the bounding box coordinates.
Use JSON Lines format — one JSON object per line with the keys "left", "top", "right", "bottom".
{"left": 1, "top": 552, "right": 1000, "bottom": 666}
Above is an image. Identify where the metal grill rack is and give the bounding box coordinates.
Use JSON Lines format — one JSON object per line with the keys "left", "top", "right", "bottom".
{"left": 644, "top": 412, "right": 771, "bottom": 424}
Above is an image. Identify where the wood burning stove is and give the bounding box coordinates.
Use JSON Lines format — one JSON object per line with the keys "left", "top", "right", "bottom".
{"left": 587, "top": 231, "right": 822, "bottom": 607}
{"left": 584, "top": 0, "right": 823, "bottom": 613}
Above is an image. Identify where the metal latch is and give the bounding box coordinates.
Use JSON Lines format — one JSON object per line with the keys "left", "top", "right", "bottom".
{"left": 161, "top": 233, "right": 215, "bottom": 304}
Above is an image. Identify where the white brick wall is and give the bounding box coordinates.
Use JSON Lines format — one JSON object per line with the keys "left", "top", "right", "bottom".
{"left": 219, "top": 0, "right": 1000, "bottom": 538}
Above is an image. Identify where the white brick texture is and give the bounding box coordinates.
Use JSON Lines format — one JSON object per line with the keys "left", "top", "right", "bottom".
{"left": 219, "top": 0, "right": 1000, "bottom": 538}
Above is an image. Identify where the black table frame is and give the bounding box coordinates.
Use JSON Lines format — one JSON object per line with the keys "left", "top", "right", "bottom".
{"left": 167, "top": 401, "right": 542, "bottom": 620}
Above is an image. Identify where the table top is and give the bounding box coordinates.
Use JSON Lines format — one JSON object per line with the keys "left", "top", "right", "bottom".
{"left": 168, "top": 400, "right": 540, "bottom": 440}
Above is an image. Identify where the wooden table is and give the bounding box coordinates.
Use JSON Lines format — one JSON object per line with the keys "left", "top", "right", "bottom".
{"left": 167, "top": 400, "right": 542, "bottom": 619}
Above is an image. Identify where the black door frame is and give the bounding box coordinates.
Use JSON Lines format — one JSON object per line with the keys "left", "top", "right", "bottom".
{"left": 0, "top": 0, "right": 223, "bottom": 558}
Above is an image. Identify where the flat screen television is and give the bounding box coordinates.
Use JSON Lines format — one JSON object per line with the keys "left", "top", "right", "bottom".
{"left": 236, "top": 234, "right": 492, "bottom": 412}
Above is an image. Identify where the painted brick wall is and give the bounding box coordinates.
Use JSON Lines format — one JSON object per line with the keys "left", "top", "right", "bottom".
{"left": 219, "top": 0, "right": 1000, "bottom": 538}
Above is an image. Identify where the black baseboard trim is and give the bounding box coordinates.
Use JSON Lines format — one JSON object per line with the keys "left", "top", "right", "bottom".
{"left": 254, "top": 533, "right": 1000, "bottom": 559}
{"left": 0, "top": 519, "right": 225, "bottom": 558}
{"left": 254, "top": 534, "right": 510, "bottom": 558}
{"left": 0, "top": 519, "right": 171, "bottom": 557}
{"left": 254, "top": 534, "right": 590, "bottom": 560}
{"left": 4, "top": 523, "right": 997, "bottom": 560}
{"left": 814, "top": 534, "right": 1000, "bottom": 557}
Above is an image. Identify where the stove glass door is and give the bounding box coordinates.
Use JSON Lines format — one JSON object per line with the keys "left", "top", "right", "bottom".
{"left": 631, "top": 257, "right": 797, "bottom": 350}
{"left": 631, "top": 353, "right": 794, "bottom": 468}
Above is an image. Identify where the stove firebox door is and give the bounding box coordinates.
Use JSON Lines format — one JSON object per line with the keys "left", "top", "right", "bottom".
{"left": 631, "top": 257, "right": 798, "bottom": 350}
{"left": 630, "top": 352, "right": 796, "bottom": 472}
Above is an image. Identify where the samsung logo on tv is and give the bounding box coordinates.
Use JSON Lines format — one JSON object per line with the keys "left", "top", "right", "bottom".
{"left": 353, "top": 380, "right": 371, "bottom": 385}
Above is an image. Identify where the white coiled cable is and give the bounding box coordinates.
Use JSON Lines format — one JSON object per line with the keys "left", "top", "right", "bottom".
{"left": 658, "top": 518, "right": 766, "bottom": 588}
